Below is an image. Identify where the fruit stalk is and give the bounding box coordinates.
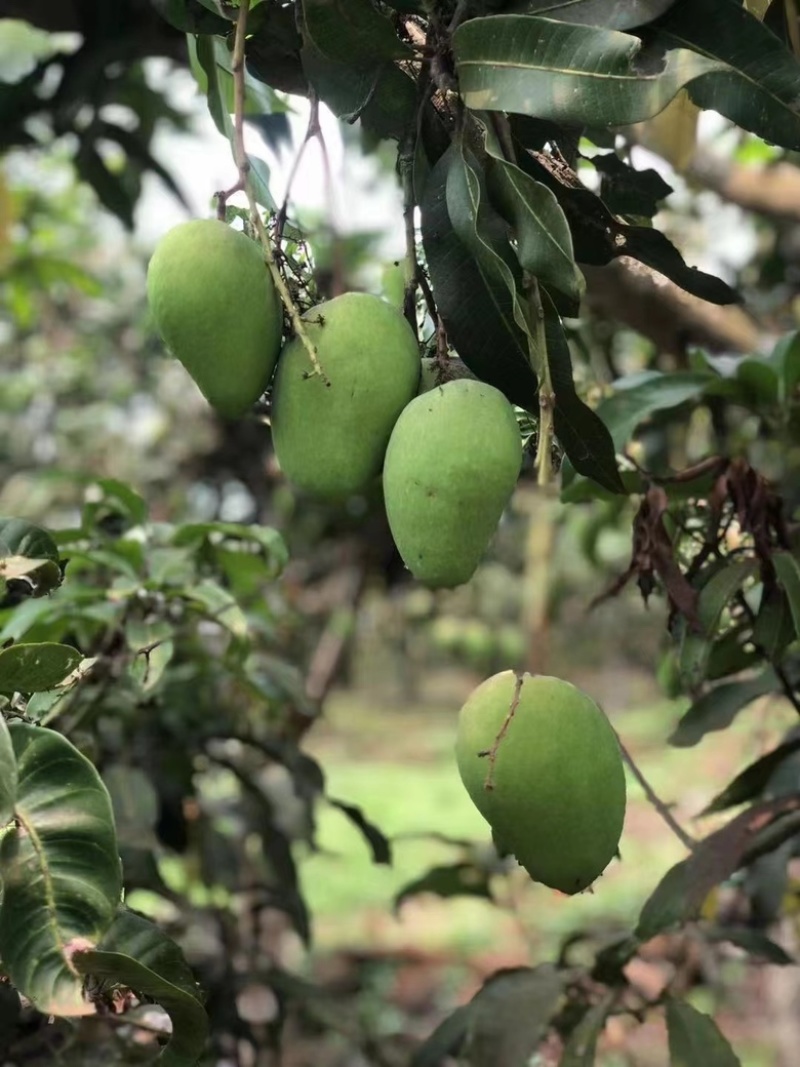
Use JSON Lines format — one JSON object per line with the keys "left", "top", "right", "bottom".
{"left": 230, "top": 1, "right": 328, "bottom": 385}
{"left": 525, "top": 273, "right": 555, "bottom": 487}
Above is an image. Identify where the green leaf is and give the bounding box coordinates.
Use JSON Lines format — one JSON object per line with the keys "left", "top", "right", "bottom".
{"left": 772, "top": 551, "right": 800, "bottom": 637}
{"left": 74, "top": 143, "right": 135, "bottom": 229}
{"left": 395, "top": 862, "right": 494, "bottom": 911}
{"left": 74, "top": 908, "right": 208, "bottom": 1067}
{"left": 411, "top": 1006, "right": 470, "bottom": 1067}
{"left": 700, "top": 736, "right": 800, "bottom": 815}
{"left": 453, "top": 16, "right": 720, "bottom": 127}
{"left": 328, "top": 797, "right": 391, "bottom": 865}
{"left": 0, "top": 643, "right": 82, "bottom": 694}
{"left": 420, "top": 142, "right": 539, "bottom": 410}
{"left": 480, "top": 118, "right": 583, "bottom": 306}
{"left": 0, "top": 716, "right": 16, "bottom": 827}
{"left": 152, "top": 0, "right": 231, "bottom": 33}
{"left": 655, "top": 0, "right": 800, "bottom": 152}
{"left": 543, "top": 295, "right": 624, "bottom": 493}
{"left": 703, "top": 925, "right": 793, "bottom": 965}
{"left": 635, "top": 795, "right": 799, "bottom": 941}
{"left": 83, "top": 478, "right": 148, "bottom": 530}
{"left": 173, "top": 522, "right": 288, "bottom": 576}
{"left": 506, "top": 0, "right": 678, "bottom": 29}
{"left": 0, "top": 518, "right": 59, "bottom": 564}
{"left": 465, "top": 965, "right": 563, "bottom": 1067}
{"left": 665, "top": 998, "right": 742, "bottom": 1067}
{"left": 182, "top": 579, "right": 249, "bottom": 639}
{"left": 560, "top": 996, "right": 613, "bottom": 1065}
{"left": 753, "top": 582, "right": 796, "bottom": 661}
{"left": 669, "top": 671, "right": 777, "bottom": 748}
{"left": 591, "top": 151, "right": 673, "bottom": 217}
{"left": 0, "top": 724, "right": 122, "bottom": 1016}
{"left": 766, "top": 331, "right": 800, "bottom": 403}
{"left": 301, "top": 0, "right": 411, "bottom": 66}
{"left": 596, "top": 371, "right": 712, "bottom": 450}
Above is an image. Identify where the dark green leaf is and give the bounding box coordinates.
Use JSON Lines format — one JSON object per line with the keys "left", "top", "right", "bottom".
{"left": 83, "top": 478, "right": 148, "bottom": 529}
{"left": 703, "top": 925, "right": 793, "bottom": 964}
{"left": 453, "top": 16, "right": 720, "bottom": 127}
{"left": 665, "top": 997, "right": 742, "bottom": 1067}
{"left": 74, "top": 908, "right": 208, "bottom": 1067}
{"left": 636, "top": 795, "right": 800, "bottom": 941}
{"left": 767, "top": 331, "right": 800, "bottom": 402}
{"left": 700, "top": 736, "right": 800, "bottom": 815}
{"left": 753, "top": 582, "right": 796, "bottom": 661}
{"left": 542, "top": 296, "right": 624, "bottom": 493}
{"left": 0, "top": 643, "right": 82, "bottom": 694}
{"left": 591, "top": 151, "right": 673, "bottom": 218}
{"left": 772, "top": 552, "right": 800, "bottom": 637}
{"left": 74, "top": 143, "right": 135, "bottom": 229}
{"left": 301, "top": 0, "right": 411, "bottom": 66}
{"left": 103, "top": 765, "right": 159, "bottom": 848}
{"left": 328, "top": 797, "right": 391, "bottom": 865}
{"left": 506, "top": 0, "right": 678, "bottom": 29}
{"left": 465, "top": 965, "right": 563, "bottom": 1067}
{"left": 480, "top": 118, "right": 583, "bottom": 306}
{"left": 411, "top": 1006, "right": 471, "bottom": 1067}
{"left": 560, "top": 996, "right": 613, "bottom": 1065}
{"left": 246, "top": 3, "right": 309, "bottom": 95}
{"left": 420, "top": 143, "right": 539, "bottom": 410}
{"left": 0, "top": 715, "right": 16, "bottom": 828}
{"left": 0, "top": 724, "right": 122, "bottom": 1016}
{"left": 395, "top": 862, "right": 494, "bottom": 911}
{"left": 669, "top": 670, "right": 778, "bottom": 748}
{"left": 655, "top": 0, "right": 800, "bottom": 152}
{"left": 151, "top": 0, "right": 230, "bottom": 33}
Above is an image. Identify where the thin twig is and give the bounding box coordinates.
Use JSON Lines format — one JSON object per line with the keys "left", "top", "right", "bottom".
{"left": 615, "top": 732, "right": 697, "bottom": 851}
{"left": 276, "top": 95, "right": 321, "bottom": 241}
{"left": 227, "top": 2, "right": 329, "bottom": 384}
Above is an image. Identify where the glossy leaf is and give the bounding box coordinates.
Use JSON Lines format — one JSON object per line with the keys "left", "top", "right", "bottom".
{"left": 670, "top": 671, "right": 777, "bottom": 748}
{"left": 655, "top": 0, "right": 800, "bottom": 152}
{"left": 772, "top": 551, "right": 800, "bottom": 637}
{"left": 0, "top": 643, "right": 82, "bottom": 694}
{"left": 480, "top": 118, "right": 583, "bottom": 306}
{"left": 665, "top": 998, "right": 741, "bottom": 1067}
{"left": 0, "top": 724, "right": 122, "bottom": 1016}
{"left": 0, "top": 518, "right": 59, "bottom": 563}
{"left": 453, "top": 16, "right": 720, "bottom": 127}
{"left": 301, "top": 0, "right": 410, "bottom": 66}
{"left": 420, "top": 143, "right": 539, "bottom": 410}
{"left": 74, "top": 908, "right": 208, "bottom": 1067}
{"left": 506, "top": 0, "right": 678, "bottom": 28}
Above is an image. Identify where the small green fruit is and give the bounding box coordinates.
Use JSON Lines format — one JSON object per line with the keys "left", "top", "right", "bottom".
{"left": 147, "top": 219, "right": 282, "bottom": 418}
{"left": 455, "top": 671, "right": 626, "bottom": 894}
{"left": 271, "top": 292, "right": 420, "bottom": 498}
{"left": 418, "top": 356, "right": 475, "bottom": 394}
{"left": 383, "top": 379, "right": 521, "bottom": 589}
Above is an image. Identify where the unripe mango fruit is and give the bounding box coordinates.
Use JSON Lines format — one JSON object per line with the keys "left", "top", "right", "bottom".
{"left": 383, "top": 380, "right": 521, "bottom": 588}
{"left": 456, "top": 671, "right": 626, "bottom": 894}
{"left": 147, "top": 219, "right": 282, "bottom": 418}
{"left": 271, "top": 292, "right": 420, "bottom": 498}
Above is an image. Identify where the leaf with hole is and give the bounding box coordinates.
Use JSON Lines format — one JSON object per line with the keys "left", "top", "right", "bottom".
{"left": 0, "top": 724, "right": 122, "bottom": 1016}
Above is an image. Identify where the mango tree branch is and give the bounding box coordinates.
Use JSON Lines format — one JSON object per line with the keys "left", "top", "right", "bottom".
{"left": 229, "top": 1, "right": 328, "bottom": 384}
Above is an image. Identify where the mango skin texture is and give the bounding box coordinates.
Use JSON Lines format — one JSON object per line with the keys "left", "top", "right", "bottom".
{"left": 383, "top": 379, "right": 521, "bottom": 589}
{"left": 456, "top": 671, "right": 626, "bottom": 894}
{"left": 271, "top": 293, "right": 420, "bottom": 498}
{"left": 147, "top": 220, "right": 282, "bottom": 418}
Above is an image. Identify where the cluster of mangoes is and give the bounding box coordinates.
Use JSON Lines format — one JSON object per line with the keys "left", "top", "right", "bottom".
{"left": 149, "top": 221, "right": 627, "bottom": 894}
{"left": 147, "top": 219, "right": 521, "bottom": 590}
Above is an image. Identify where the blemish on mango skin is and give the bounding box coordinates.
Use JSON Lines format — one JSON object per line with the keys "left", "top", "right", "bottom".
{"left": 455, "top": 670, "right": 626, "bottom": 895}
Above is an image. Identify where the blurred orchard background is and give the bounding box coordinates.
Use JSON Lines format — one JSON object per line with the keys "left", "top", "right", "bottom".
{"left": 2, "top": 7, "right": 800, "bottom": 1066}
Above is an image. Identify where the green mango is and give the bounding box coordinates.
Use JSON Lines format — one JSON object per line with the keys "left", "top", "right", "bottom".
{"left": 383, "top": 379, "right": 521, "bottom": 588}
{"left": 147, "top": 219, "right": 282, "bottom": 418}
{"left": 456, "top": 671, "right": 626, "bottom": 895}
{"left": 270, "top": 292, "right": 420, "bottom": 498}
